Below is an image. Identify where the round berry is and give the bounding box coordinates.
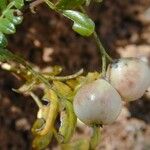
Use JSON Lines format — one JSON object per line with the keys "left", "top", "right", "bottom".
{"left": 73, "top": 79, "right": 122, "bottom": 126}
{"left": 107, "top": 58, "right": 150, "bottom": 101}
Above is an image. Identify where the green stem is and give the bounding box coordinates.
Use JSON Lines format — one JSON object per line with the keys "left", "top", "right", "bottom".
{"left": 79, "top": 7, "right": 112, "bottom": 62}
{"left": 90, "top": 126, "right": 101, "bottom": 150}
{"left": 11, "top": 54, "right": 52, "bottom": 89}
{"left": 79, "top": 6, "right": 112, "bottom": 76}
{"left": 25, "top": 63, "right": 51, "bottom": 88}
{"left": 47, "top": 69, "right": 84, "bottom": 81}
{"left": 0, "top": 1, "right": 14, "bottom": 18}
{"left": 102, "top": 55, "right": 106, "bottom": 77}
{"left": 44, "top": 0, "right": 55, "bottom": 10}
{"left": 93, "top": 31, "right": 112, "bottom": 62}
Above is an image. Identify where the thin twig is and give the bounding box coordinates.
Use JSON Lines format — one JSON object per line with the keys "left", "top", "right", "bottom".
{"left": 44, "top": 0, "right": 55, "bottom": 10}
{"left": 93, "top": 31, "right": 112, "bottom": 62}
{"left": 47, "top": 69, "right": 84, "bottom": 81}
{"left": 30, "top": 92, "right": 43, "bottom": 108}
{"left": 102, "top": 55, "right": 106, "bottom": 77}
{"left": 79, "top": 6, "right": 112, "bottom": 76}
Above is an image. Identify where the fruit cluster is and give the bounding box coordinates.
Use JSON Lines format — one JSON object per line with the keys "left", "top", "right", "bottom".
{"left": 73, "top": 58, "right": 150, "bottom": 126}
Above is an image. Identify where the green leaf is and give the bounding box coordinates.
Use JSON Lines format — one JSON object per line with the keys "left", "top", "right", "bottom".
{"left": 0, "top": 0, "right": 7, "bottom": 10}
{"left": 59, "top": 100, "right": 77, "bottom": 143}
{"left": 53, "top": 81, "right": 73, "bottom": 100}
{"left": 63, "top": 10, "right": 95, "bottom": 36}
{"left": 56, "top": 0, "right": 85, "bottom": 10}
{"left": 61, "top": 139, "right": 90, "bottom": 150}
{"left": 0, "top": 48, "right": 14, "bottom": 62}
{"left": 86, "top": 0, "right": 103, "bottom": 6}
{"left": 5, "top": 9, "right": 23, "bottom": 25}
{"left": 43, "top": 66, "right": 62, "bottom": 76}
{"left": 14, "top": 0, "right": 24, "bottom": 9}
{"left": 0, "top": 32, "right": 8, "bottom": 47}
{"left": 32, "top": 118, "right": 45, "bottom": 135}
{"left": 13, "top": 80, "right": 36, "bottom": 93}
{"left": 75, "top": 72, "right": 101, "bottom": 91}
{"left": 0, "top": 18, "right": 16, "bottom": 34}
{"left": 32, "top": 132, "right": 52, "bottom": 150}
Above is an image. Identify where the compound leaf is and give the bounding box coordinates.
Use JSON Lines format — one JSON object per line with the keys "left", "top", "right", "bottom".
{"left": 14, "top": 0, "right": 24, "bottom": 9}
{"left": 32, "top": 132, "right": 52, "bottom": 150}
{"left": 0, "top": 0, "right": 7, "bottom": 10}
{"left": 0, "top": 48, "right": 15, "bottom": 61}
{"left": 0, "top": 32, "right": 8, "bottom": 47}
{"left": 63, "top": 10, "right": 95, "bottom": 36}
{"left": 0, "top": 18, "right": 16, "bottom": 34}
{"left": 5, "top": 9, "right": 23, "bottom": 25}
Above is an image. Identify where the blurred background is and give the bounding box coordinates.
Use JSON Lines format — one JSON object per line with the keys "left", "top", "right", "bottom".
{"left": 0, "top": 0, "right": 150, "bottom": 149}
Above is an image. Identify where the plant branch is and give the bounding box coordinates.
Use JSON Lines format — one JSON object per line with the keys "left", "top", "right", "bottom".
{"left": 44, "top": 0, "right": 55, "bottom": 10}
{"left": 10, "top": 53, "right": 52, "bottom": 89}
{"left": 0, "top": 1, "right": 14, "bottom": 18}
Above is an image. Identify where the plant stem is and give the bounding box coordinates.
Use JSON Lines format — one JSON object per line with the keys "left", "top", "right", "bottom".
{"left": 93, "top": 31, "right": 112, "bottom": 62}
{"left": 47, "top": 69, "right": 84, "bottom": 81}
{"left": 102, "top": 55, "right": 106, "bottom": 77}
{"left": 11, "top": 54, "right": 52, "bottom": 89}
{"left": 90, "top": 126, "right": 101, "bottom": 150}
{"left": 79, "top": 7, "right": 112, "bottom": 76}
{"left": 79, "top": 7, "right": 112, "bottom": 62}
{"left": 44, "top": 0, "right": 55, "bottom": 10}
{"left": 0, "top": 1, "right": 14, "bottom": 18}
{"left": 30, "top": 92, "right": 43, "bottom": 108}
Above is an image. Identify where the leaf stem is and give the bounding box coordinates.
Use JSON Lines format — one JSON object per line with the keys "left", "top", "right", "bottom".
{"left": 79, "top": 6, "right": 112, "bottom": 76}
{"left": 93, "top": 31, "right": 112, "bottom": 62}
{"left": 90, "top": 126, "right": 101, "bottom": 150}
{"left": 47, "top": 69, "right": 84, "bottom": 81}
{"left": 0, "top": 1, "right": 15, "bottom": 18}
{"left": 102, "top": 55, "right": 106, "bottom": 77}
{"left": 10, "top": 53, "right": 52, "bottom": 89}
{"left": 44, "top": 0, "right": 55, "bottom": 10}
{"left": 30, "top": 92, "right": 43, "bottom": 108}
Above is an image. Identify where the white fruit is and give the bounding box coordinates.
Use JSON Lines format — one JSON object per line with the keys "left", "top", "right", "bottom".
{"left": 107, "top": 58, "right": 150, "bottom": 101}
{"left": 73, "top": 79, "right": 122, "bottom": 126}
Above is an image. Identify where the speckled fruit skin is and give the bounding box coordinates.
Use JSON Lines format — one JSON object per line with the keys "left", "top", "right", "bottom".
{"left": 107, "top": 58, "right": 150, "bottom": 101}
{"left": 73, "top": 79, "right": 122, "bottom": 126}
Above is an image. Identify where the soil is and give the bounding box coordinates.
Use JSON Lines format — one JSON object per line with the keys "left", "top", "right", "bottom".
{"left": 0, "top": 0, "right": 150, "bottom": 149}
